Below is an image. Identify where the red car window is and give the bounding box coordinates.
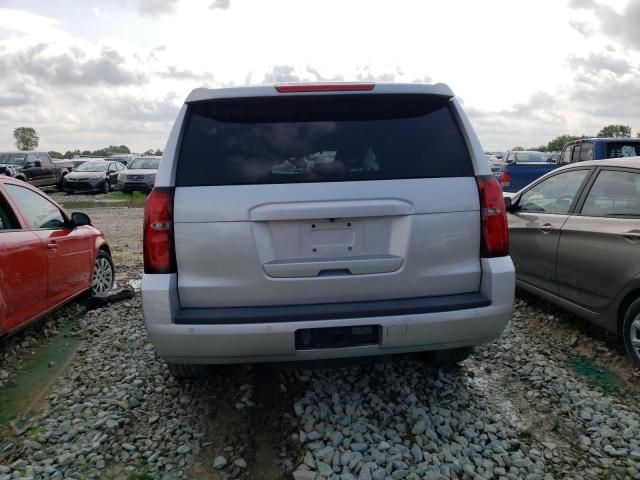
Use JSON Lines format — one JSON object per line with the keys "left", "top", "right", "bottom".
{"left": 4, "top": 184, "right": 66, "bottom": 229}
{"left": 0, "top": 191, "right": 19, "bottom": 230}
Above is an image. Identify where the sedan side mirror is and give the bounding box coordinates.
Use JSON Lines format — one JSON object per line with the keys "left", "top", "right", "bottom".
{"left": 71, "top": 212, "right": 92, "bottom": 227}
{"left": 504, "top": 196, "right": 513, "bottom": 211}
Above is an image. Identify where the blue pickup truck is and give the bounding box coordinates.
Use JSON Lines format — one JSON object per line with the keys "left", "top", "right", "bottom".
{"left": 501, "top": 138, "right": 640, "bottom": 192}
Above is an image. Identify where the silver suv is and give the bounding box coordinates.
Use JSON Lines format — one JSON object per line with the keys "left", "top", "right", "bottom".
{"left": 142, "top": 83, "right": 515, "bottom": 377}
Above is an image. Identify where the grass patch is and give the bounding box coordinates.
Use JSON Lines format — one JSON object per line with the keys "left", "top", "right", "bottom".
{"left": 106, "top": 191, "right": 147, "bottom": 204}
{"left": 566, "top": 354, "right": 628, "bottom": 395}
{"left": 126, "top": 467, "right": 153, "bottom": 480}
{"left": 28, "top": 425, "right": 46, "bottom": 439}
{"left": 60, "top": 191, "right": 147, "bottom": 209}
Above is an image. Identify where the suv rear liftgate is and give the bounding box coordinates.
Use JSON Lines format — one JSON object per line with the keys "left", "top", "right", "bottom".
{"left": 142, "top": 83, "right": 515, "bottom": 366}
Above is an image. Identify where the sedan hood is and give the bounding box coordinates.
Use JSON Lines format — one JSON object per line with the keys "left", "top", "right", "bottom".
{"left": 67, "top": 171, "right": 106, "bottom": 180}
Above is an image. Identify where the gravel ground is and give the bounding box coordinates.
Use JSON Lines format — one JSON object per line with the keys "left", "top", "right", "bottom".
{"left": 1, "top": 205, "right": 640, "bottom": 480}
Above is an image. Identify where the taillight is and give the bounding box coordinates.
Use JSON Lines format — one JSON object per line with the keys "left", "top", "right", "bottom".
{"left": 144, "top": 187, "right": 176, "bottom": 274}
{"left": 501, "top": 170, "right": 511, "bottom": 187}
{"left": 275, "top": 83, "right": 375, "bottom": 93}
{"left": 477, "top": 175, "right": 509, "bottom": 257}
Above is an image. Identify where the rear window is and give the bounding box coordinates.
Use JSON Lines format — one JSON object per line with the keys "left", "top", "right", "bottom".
{"left": 176, "top": 94, "right": 473, "bottom": 186}
{"left": 606, "top": 142, "right": 640, "bottom": 158}
{"left": 513, "top": 151, "right": 549, "bottom": 163}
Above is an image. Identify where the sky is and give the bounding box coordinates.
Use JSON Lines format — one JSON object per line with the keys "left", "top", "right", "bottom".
{"left": 0, "top": 0, "right": 639, "bottom": 153}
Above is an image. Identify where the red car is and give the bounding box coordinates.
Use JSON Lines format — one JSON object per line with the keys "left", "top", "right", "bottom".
{"left": 0, "top": 176, "right": 114, "bottom": 336}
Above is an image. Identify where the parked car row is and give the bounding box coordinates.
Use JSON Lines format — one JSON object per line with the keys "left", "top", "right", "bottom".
{"left": 0, "top": 152, "right": 161, "bottom": 195}
{"left": 64, "top": 156, "right": 161, "bottom": 194}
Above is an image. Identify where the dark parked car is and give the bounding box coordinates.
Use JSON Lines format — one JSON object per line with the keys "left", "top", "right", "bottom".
{"left": 0, "top": 151, "right": 73, "bottom": 190}
{"left": 63, "top": 160, "right": 126, "bottom": 194}
{"left": 505, "top": 158, "right": 640, "bottom": 365}
{"left": 0, "top": 176, "right": 114, "bottom": 336}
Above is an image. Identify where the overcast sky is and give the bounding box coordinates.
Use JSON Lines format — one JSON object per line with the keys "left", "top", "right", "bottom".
{"left": 0, "top": 0, "right": 639, "bottom": 153}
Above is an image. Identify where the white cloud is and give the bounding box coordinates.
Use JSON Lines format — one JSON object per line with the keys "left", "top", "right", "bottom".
{"left": 91, "top": 7, "right": 111, "bottom": 20}
{"left": 0, "top": 1, "right": 639, "bottom": 153}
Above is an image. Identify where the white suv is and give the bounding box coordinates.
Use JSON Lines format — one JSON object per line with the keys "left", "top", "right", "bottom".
{"left": 142, "top": 82, "right": 515, "bottom": 377}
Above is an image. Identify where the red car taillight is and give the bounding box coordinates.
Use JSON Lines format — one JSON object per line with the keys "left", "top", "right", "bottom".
{"left": 477, "top": 175, "right": 509, "bottom": 258}
{"left": 501, "top": 170, "right": 511, "bottom": 187}
{"left": 144, "top": 187, "right": 176, "bottom": 274}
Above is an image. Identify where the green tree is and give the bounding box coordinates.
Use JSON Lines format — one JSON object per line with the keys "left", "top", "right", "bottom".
{"left": 13, "top": 127, "right": 39, "bottom": 151}
{"left": 154, "top": 149, "right": 163, "bottom": 156}
{"left": 597, "top": 124, "right": 631, "bottom": 138}
{"left": 81, "top": 150, "right": 92, "bottom": 155}
{"left": 63, "top": 149, "right": 80, "bottom": 159}
{"left": 92, "top": 145, "right": 131, "bottom": 156}
{"left": 48, "top": 151, "right": 63, "bottom": 159}
{"left": 512, "top": 146, "right": 525, "bottom": 151}
{"left": 546, "top": 134, "right": 580, "bottom": 152}
{"left": 143, "top": 149, "right": 155, "bottom": 155}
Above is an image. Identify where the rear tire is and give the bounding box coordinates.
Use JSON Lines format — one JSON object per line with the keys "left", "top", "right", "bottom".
{"left": 422, "top": 347, "right": 474, "bottom": 366}
{"left": 167, "top": 363, "right": 210, "bottom": 379}
{"left": 622, "top": 298, "right": 640, "bottom": 367}
{"left": 102, "top": 181, "right": 110, "bottom": 194}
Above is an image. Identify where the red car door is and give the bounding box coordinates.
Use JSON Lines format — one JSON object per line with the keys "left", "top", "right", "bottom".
{"left": 3, "top": 184, "right": 92, "bottom": 308}
{"left": 0, "top": 187, "right": 48, "bottom": 335}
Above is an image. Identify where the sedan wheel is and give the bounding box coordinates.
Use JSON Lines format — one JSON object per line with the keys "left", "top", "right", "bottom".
{"left": 622, "top": 298, "right": 640, "bottom": 367}
{"left": 103, "top": 181, "right": 110, "bottom": 194}
{"left": 92, "top": 251, "right": 114, "bottom": 294}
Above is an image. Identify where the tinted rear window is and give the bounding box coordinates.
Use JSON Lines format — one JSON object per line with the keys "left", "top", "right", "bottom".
{"left": 176, "top": 94, "right": 473, "bottom": 186}
{"left": 606, "top": 142, "right": 640, "bottom": 158}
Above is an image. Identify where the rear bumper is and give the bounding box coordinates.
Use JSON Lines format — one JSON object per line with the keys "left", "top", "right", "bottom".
{"left": 142, "top": 257, "right": 515, "bottom": 364}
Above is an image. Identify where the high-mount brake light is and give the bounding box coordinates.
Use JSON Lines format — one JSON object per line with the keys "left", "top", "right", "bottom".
{"left": 275, "top": 83, "right": 375, "bottom": 93}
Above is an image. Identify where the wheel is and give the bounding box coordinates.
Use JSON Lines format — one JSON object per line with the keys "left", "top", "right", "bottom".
{"left": 92, "top": 250, "right": 115, "bottom": 294}
{"left": 102, "top": 181, "right": 110, "bottom": 194}
{"left": 58, "top": 175, "right": 66, "bottom": 191}
{"left": 622, "top": 298, "right": 640, "bottom": 367}
{"left": 167, "top": 363, "right": 210, "bottom": 379}
{"left": 421, "top": 347, "right": 474, "bottom": 366}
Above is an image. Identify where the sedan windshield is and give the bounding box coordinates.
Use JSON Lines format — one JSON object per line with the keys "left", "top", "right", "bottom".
{"left": 0, "top": 153, "right": 27, "bottom": 165}
{"left": 128, "top": 158, "right": 160, "bottom": 170}
{"left": 75, "top": 162, "right": 107, "bottom": 172}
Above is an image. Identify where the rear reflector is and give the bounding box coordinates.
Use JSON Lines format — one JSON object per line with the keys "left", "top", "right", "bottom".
{"left": 477, "top": 175, "right": 509, "bottom": 258}
{"left": 501, "top": 170, "right": 511, "bottom": 187}
{"left": 275, "top": 83, "right": 375, "bottom": 93}
{"left": 144, "top": 187, "right": 176, "bottom": 274}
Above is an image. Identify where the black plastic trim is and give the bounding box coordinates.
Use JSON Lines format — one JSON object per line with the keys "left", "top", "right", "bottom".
{"left": 173, "top": 292, "right": 490, "bottom": 325}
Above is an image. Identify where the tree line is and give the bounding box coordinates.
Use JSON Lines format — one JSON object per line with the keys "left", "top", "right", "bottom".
{"left": 11, "top": 127, "right": 162, "bottom": 159}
